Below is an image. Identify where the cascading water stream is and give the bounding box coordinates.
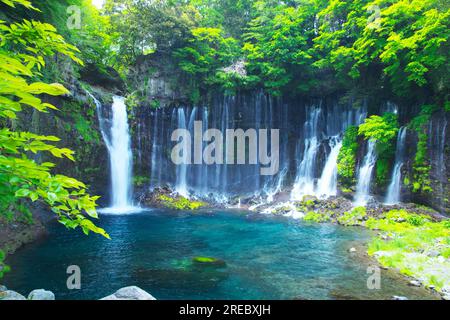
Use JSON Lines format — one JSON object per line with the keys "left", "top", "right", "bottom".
{"left": 354, "top": 140, "right": 377, "bottom": 206}
{"left": 94, "top": 95, "right": 139, "bottom": 213}
{"left": 291, "top": 106, "right": 322, "bottom": 200}
{"left": 147, "top": 94, "right": 369, "bottom": 205}
{"left": 385, "top": 127, "right": 407, "bottom": 204}
{"left": 175, "top": 108, "right": 189, "bottom": 197}
{"left": 290, "top": 101, "right": 367, "bottom": 201}
{"left": 316, "top": 137, "right": 342, "bottom": 198}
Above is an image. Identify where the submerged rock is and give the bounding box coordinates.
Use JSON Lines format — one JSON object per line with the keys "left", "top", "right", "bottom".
{"left": 101, "top": 286, "right": 156, "bottom": 300}
{"left": 132, "top": 267, "right": 229, "bottom": 290}
{"left": 28, "top": 289, "right": 55, "bottom": 300}
{"left": 192, "top": 256, "right": 227, "bottom": 268}
{"left": 0, "top": 290, "right": 26, "bottom": 300}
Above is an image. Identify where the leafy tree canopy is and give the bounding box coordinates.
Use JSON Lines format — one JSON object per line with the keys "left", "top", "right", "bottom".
{"left": 0, "top": 0, "right": 109, "bottom": 238}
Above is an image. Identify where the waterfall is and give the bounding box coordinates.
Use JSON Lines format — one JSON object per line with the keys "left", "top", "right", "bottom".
{"left": 316, "top": 137, "right": 342, "bottom": 198}
{"left": 291, "top": 106, "right": 322, "bottom": 200}
{"left": 201, "top": 107, "right": 209, "bottom": 194}
{"left": 150, "top": 109, "right": 160, "bottom": 189}
{"left": 263, "top": 97, "right": 288, "bottom": 202}
{"left": 354, "top": 140, "right": 377, "bottom": 206}
{"left": 385, "top": 127, "right": 407, "bottom": 204}
{"left": 175, "top": 108, "right": 188, "bottom": 196}
{"left": 146, "top": 93, "right": 367, "bottom": 203}
{"left": 290, "top": 101, "right": 367, "bottom": 201}
{"left": 429, "top": 116, "right": 448, "bottom": 210}
{"left": 94, "top": 95, "right": 138, "bottom": 213}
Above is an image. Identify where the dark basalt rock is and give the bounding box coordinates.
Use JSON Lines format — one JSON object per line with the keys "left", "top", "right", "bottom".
{"left": 80, "top": 63, "right": 125, "bottom": 94}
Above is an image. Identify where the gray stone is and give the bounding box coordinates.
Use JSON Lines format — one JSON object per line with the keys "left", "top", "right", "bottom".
{"left": 0, "top": 290, "right": 26, "bottom": 300}
{"left": 392, "top": 295, "right": 408, "bottom": 300}
{"left": 349, "top": 247, "right": 357, "bottom": 253}
{"left": 441, "top": 285, "right": 450, "bottom": 294}
{"left": 0, "top": 285, "right": 7, "bottom": 292}
{"left": 408, "top": 280, "right": 421, "bottom": 287}
{"left": 101, "top": 286, "right": 156, "bottom": 300}
{"left": 442, "top": 295, "right": 450, "bottom": 301}
{"left": 28, "top": 289, "right": 55, "bottom": 300}
{"left": 427, "top": 250, "right": 440, "bottom": 257}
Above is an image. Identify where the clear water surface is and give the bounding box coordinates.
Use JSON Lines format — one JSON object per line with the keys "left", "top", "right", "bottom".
{"left": 3, "top": 209, "right": 436, "bottom": 300}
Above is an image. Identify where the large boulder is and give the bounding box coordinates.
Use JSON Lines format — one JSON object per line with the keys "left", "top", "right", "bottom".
{"left": 101, "top": 286, "right": 156, "bottom": 300}
{"left": 28, "top": 289, "right": 55, "bottom": 300}
{"left": 0, "top": 290, "right": 26, "bottom": 300}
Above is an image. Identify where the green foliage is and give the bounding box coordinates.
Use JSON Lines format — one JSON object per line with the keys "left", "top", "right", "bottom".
{"left": 174, "top": 27, "right": 242, "bottom": 94}
{"left": 294, "top": 197, "right": 317, "bottom": 212}
{"left": 0, "top": 0, "right": 108, "bottom": 238}
{"left": 0, "top": 249, "right": 10, "bottom": 279}
{"left": 150, "top": 99, "right": 161, "bottom": 110}
{"left": 243, "top": 1, "right": 319, "bottom": 95}
{"left": 133, "top": 175, "right": 149, "bottom": 187}
{"left": 406, "top": 214, "right": 428, "bottom": 227}
{"left": 74, "top": 113, "right": 99, "bottom": 143}
{"left": 1, "top": 0, "right": 36, "bottom": 10}
{"left": 300, "top": 205, "right": 450, "bottom": 293}
{"left": 104, "top": 0, "right": 198, "bottom": 68}
{"left": 315, "top": 0, "right": 449, "bottom": 97}
{"left": 359, "top": 112, "right": 399, "bottom": 185}
{"left": 375, "top": 158, "right": 390, "bottom": 186}
{"left": 98, "top": 0, "right": 449, "bottom": 105}
{"left": 337, "top": 126, "right": 359, "bottom": 187}
{"left": 367, "top": 209, "right": 450, "bottom": 292}
{"left": 158, "top": 194, "right": 205, "bottom": 210}
{"left": 337, "top": 206, "right": 367, "bottom": 226}
{"left": 303, "top": 211, "right": 332, "bottom": 223}
{"left": 408, "top": 105, "right": 437, "bottom": 194}
{"left": 358, "top": 113, "right": 399, "bottom": 145}
{"left": 445, "top": 101, "right": 450, "bottom": 112}
{"left": 27, "top": 0, "right": 120, "bottom": 71}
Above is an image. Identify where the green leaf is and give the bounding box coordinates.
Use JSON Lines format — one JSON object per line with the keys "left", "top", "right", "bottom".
{"left": 15, "top": 188, "right": 30, "bottom": 197}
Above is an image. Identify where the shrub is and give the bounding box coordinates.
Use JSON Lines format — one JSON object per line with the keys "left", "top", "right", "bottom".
{"left": 337, "top": 207, "right": 367, "bottom": 226}
{"left": 337, "top": 126, "right": 359, "bottom": 187}
{"left": 359, "top": 113, "right": 399, "bottom": 186}
{"left": 158, "top": 195, "right": 205, "bottom": 210}
{"left": 303, "top": 211, "right": 331, "bottom": 223}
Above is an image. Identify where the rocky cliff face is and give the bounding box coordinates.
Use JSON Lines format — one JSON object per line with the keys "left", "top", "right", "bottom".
{"left": 11, "top": 60, "right": 126, "bottom": 203}
{"left": 125, "top": 79, "right": 449, "bottom": 214}
{"left": 425, "top": 111, "right": 449, "bottom": 214}
{"left": 127, "top": 53, "right": 191, "bottom": 109}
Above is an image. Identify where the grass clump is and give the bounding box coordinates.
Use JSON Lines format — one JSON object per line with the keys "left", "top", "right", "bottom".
{"left": 367, "top": 209, "right": 450, "bottom": 292}
{"left": 337, "top": 206, "right": 367, "bottom": 226}
{"left": 158, "top": 195, "right": 206, "bottom": 210}
{"left": 303, "top": 211, "right": 333, "bottom": 223}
